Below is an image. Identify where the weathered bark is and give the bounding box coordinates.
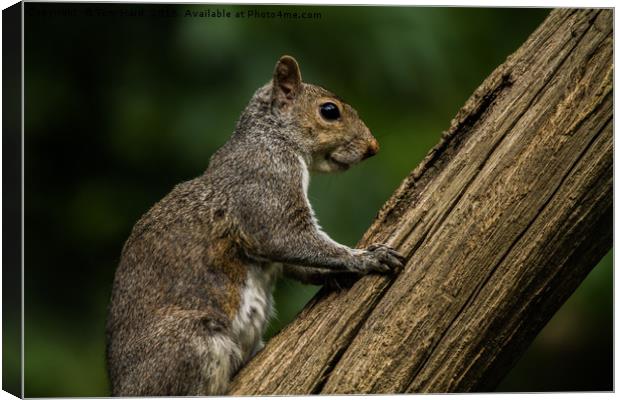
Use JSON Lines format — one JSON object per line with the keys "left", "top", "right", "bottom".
{"left": 230, "top": 8, "right": 613, "bottom": 394}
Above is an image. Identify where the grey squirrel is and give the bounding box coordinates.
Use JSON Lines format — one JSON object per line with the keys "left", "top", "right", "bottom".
{"left": 105, "top": 55, "right": 404, "bottom": 396}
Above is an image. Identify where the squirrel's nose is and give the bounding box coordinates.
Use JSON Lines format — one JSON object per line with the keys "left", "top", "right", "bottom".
{"left": 363, "top": 138, "right": 380, "bottom": 160}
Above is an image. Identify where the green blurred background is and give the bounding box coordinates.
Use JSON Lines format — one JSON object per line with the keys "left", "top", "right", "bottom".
{"left": 20, "top": 4, "right": 612, "bottom": 396}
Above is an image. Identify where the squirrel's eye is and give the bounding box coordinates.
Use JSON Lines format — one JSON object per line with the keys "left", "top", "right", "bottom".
{"left": 320, "top": 102, "right": 340, "bottom": 121}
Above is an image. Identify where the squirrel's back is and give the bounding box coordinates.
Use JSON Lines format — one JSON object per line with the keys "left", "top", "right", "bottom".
{"left": 106, "top": 172, "right": 278, "bottom": 394}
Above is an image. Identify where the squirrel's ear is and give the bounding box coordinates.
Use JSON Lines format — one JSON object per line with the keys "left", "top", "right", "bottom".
{"left": 273, "top": 55, "right": 302, "bottom": 102}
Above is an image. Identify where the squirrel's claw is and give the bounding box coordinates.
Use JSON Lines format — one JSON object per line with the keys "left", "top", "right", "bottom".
{"left": 366, "top": 243, "right": 405, "bottom": 271}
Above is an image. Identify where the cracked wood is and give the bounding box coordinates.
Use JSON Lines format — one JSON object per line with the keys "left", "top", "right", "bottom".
{"left": 228, "top": 9, "right": 613, "bottom": 394}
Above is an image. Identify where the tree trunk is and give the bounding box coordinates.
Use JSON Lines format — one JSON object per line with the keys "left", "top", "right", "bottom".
{"left": 229, "top": 8, "right": 613, "bottom": 394}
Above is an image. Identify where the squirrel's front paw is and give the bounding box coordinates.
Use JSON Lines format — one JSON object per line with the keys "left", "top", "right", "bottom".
{"left": 349, "top": 244, "right": 405, "bottom": 274}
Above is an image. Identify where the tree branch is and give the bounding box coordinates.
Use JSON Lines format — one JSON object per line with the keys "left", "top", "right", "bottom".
{"left": 229, "top": 8, "right": 613, "bottom": 394}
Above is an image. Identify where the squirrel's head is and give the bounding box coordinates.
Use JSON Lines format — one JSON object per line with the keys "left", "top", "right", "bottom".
{"left": 269, "top": 55, "right": 379, "bottom": 173}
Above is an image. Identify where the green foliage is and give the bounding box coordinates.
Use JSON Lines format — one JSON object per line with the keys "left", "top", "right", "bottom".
{"left": 22, "top": 4, "right": 610, "bottom": 396}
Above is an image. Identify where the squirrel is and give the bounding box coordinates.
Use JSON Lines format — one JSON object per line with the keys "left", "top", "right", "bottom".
{"left": 105, "top": 55, "right": 405, "bottom": 396}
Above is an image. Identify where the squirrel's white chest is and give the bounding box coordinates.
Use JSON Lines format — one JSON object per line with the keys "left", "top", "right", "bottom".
{"left": 232, "top": 263, "right": 281, "bottom": 362}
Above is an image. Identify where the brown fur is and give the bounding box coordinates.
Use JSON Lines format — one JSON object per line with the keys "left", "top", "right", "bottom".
{"left": 105, "top": 55, "right": 403, "bottom": 396}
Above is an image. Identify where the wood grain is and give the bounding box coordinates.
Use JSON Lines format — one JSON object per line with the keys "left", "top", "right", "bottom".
{"left": 229, "top": 9, "right": 612, "bottom": 394}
